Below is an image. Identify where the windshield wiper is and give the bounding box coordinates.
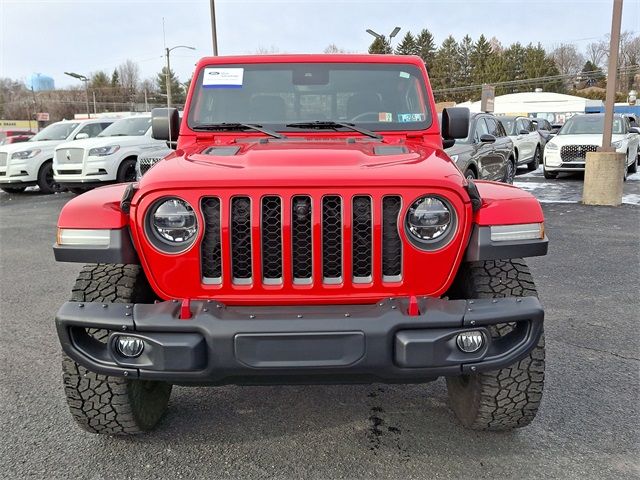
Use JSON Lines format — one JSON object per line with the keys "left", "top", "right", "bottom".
{"left": 285, "top": 121, "right": 382, "bottom": 140}
{"left": 191, "top": 122, "right": 286, "bottom": 139}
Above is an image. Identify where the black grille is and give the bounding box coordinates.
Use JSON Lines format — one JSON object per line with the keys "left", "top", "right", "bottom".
{"left": 292, "top": 196, "right": 312, "bottom": 281}
{"left": 322, "top": 196, "right": 342, "bottom": 280}
{"left": 261, "top": 196, "right": 282, "bottom": 281}
{"left": 382, "top": 196, "right": 402, "bottom": 279}
{"left": 231, "top": 197, "right": 252, "bottom": 282}
{"left": 352, "top": 196, "right": 372, "bottom": 280}
{"left": 560, "top": 144, "right": 597, "bottom": 162}
{"left": 201, "top": 198, "right": 222, "bottom": 281}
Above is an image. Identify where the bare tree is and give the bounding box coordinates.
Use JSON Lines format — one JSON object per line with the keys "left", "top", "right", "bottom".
{"left": 551, "top": 43, "right": 585, "bottom": 75}
{"left": 117, "top": 59, "right": 140, "bottom": 107}
{"left": 585, "top": 41, "right": 607, "bottom": 67}
{"left": 324, "top": 44, "right": 348, "bottom": 54}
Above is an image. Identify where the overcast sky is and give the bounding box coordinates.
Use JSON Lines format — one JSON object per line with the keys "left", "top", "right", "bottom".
{"left": 1, "top": 0, "right": 639, "bottom": 88}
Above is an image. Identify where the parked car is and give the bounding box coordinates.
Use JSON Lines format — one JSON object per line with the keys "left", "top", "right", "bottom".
{"left": 497, "top": 116, "right": 543, "bottom": 171}
{"left": 445, "top": 112, "right": 516, "bottom": 183}
{"left": 53, "top": 54, "right": 548, "bottom": 435}
{"left": 543, "top": 113, "right": 639, "bottom": 179}
{"left": 54, "top": 115, "right": 166, "bottom": 194}
{"left": 135, "top": 145, "right": 174, "bottom": 180}
{"left": 530, "top": 117, "right": 553, "bottom": 146}
{"left": 0, "top": 119, "right": 115, "bottom": 194}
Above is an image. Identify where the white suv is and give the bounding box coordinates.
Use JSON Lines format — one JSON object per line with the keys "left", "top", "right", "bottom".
{"left": 0, "top": 118, "right": 114, "bottom": 194}
{"left": 498, "top": 116, "right": 543, "bottom": 171}
{"left": 54, "top": 115, "right": 167, "bottom": 193}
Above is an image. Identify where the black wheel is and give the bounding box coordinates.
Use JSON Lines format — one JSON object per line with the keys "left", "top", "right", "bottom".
{"left": 446, "top": 259, "right": 545, "bottom": 431}
{"left": 463, "top": 168, "right": 476, "bottom": 180}
{"left": 68, "top": 187, "right": 87, "bottom": 195}
{"left": 543, "top": 168, "right": 557, "bottom": 179}
{"left": 116, "top": 158, "right": 137, "bottom": 184}
{"left": 1, "top": 186, "right": 27, "bottom": 193}
{"left": 37, "top": 161, "right": 63, "bottom": 194}
{"left": 528, "top": 146, "right": 541, "bottom": 171}
{"left": 503, "top": 159, "right": 516, "bottom": 184}
{"left": 61, "top": 264, "right": 172, "bottom": 435}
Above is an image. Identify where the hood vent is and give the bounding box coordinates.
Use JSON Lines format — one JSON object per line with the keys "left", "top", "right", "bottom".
{"left": 201, "top": 146, "right": 241, "bottom": 156}
{"left": 373, "top": 145, "right": 409, "bottom": 156}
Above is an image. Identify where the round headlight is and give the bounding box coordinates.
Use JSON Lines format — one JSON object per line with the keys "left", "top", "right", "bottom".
{"left": 406, "top": 196, "right": 455, "bottom": 247}
{"left": 149, "top": 198, "right": 197, "bottom": 250}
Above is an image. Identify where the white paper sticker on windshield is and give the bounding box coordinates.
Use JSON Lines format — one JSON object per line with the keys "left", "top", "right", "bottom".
{"left": 202, "top": 68, "right": 244, "bottom": 88}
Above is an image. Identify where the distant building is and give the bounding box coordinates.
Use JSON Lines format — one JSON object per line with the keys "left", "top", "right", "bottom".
{"left": 26, "top": 73, "right": 55, "bottom": 92}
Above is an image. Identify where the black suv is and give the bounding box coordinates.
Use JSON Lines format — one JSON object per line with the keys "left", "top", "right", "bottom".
{"left": 445, "top": 113, "right": 516, "bottom": 183}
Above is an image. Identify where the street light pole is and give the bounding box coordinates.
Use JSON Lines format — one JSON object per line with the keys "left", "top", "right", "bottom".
{"left": 210, "top": 0, "right": 218, "bottom": 55}
{"left": 64, "top": 71, "right": 91, "bottom": 118}
{"left": 165, "top": 45, "right": 196, "bottom": 109}
{"left": 366, "top": 26, "right": 401, "bottom": 52}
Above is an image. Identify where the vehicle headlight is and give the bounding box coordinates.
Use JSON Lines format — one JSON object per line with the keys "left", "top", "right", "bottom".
{"left": 88, "top": 145, "right": 120, "bottom": 156}
{"left": 545, "top": 143, "right": 558, "bottom": 151}
{"left": 11, "top": 149, "right": 41, "bottom": 159}
{"left": 405, "top": 196, "right": 456, "bottom": 249}
{"left": 147, "top": 198, "right": 197, "bottom": 252}
{"left": 449, "top": 154, "right": 459, "bottom": 162}
{"left": 611, "top": 140, "right": 623, "bottom": 149}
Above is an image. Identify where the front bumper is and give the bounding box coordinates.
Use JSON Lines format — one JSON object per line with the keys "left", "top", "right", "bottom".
{"left": 56, "top": 297, "right": 543, "bottom": 385}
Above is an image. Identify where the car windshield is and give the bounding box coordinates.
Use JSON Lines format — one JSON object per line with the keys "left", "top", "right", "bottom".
{"left": 188, "top": 62, "right": 432, "bottom": 132}
{"left": 30, "top": 122, "right": 79, "bottom": 141}
{"left": 559, "top": 115, "right": 624, "bottom": 135}
{"left": 99, "top": 117, "right": 151, "bottom": 137}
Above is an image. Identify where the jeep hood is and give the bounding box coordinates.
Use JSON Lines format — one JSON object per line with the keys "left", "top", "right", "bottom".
{"left": 139, "top": 139, "right": 465, "bottom": 192}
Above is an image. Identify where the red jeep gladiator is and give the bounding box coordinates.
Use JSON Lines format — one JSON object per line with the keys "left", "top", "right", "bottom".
{"left": 53, "top": 54, "right": 547, "bottom": 434}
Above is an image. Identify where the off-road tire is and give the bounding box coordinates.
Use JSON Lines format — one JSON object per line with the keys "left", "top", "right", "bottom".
{"left": 37, "top": 160, "right": 63, "bottom": 194}
{"left": 61, "top": 264, "right": 172, "bottom": 435}
{"left": 1, "top": 186, "right": 27, "bottom": 193}
{"left": 446, "top": 259, "right": 545, "bottom": 431}
{"left": 528, "top": 146, "right": 541, "bottom": 171}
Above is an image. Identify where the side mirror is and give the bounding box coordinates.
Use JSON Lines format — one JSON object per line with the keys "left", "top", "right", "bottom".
{"left": 629, "top": 127, "right": 640, "bottom": 134}
{"left": 519, "top": 129, "right": 530, "bottom": 135}
{"left": 441, "top": 107, "right": 470, "bottom": 146}
{"left": 75, "top": 133, "right": 89, "bottom": 140}
{"left": 152, "top": 108, "right": 180, "bottom": 142}
{"left": 479, "top": 134, "right": 496, "bottom": 144}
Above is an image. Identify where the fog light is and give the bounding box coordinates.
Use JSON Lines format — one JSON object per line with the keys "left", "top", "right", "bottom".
{"left": 115, "top": 336, "right": 144, "bottom": 358}
{"left": 456, "top": 331, "right": 484, "bottom": 353}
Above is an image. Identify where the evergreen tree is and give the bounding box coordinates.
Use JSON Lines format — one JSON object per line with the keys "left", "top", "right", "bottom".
{"left": 156, "top": 67, "right": 185, "bottom": 105}
{"left": 578, "top": 60, "right": 605, "bottom": 88}
{"left": 368, "top": 35, "right": 393, "bottom": 54}
{"left": 458, "top": 35, "right": 474, "bottom": 95}
{"left": 470, "top": 35, "right": 494, "bottom": 84}
{"left": 415, "top": 29, "right": 436, "bottom": 70}
{"left": 395, "top": 32, "right": 418, "bottom": 55}
{"left": 523, "top": 44, "right": 563, "bottom": 92}
{"left": 432, "top": 36, "right": 461, "bottom": 99}
{"left": 502, "top": 42, "right": 527, "bottom": 90}
{"left": 111, "top": 69, "right": 120, "bottom": 88}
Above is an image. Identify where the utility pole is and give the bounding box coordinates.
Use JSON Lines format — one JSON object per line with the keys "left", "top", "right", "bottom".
{"left": 210, "top": 0, "right": 218, "bottom": 55}
{"left": 582, "top": 0, "right": 625, "bottom": 206}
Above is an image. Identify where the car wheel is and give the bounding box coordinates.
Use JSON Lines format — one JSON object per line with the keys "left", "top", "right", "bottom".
{"left": 543, "top": 168, "right": 557, "bottom": 179}
{"left": 503, "top": 159, "right": 516, "bottom": 184}
{"left": 61, "top": 264, "right": 172, "bottom": 435}
{"left": 445, "top": 259, "right": 545, "bottom": 431}
{"left": 116, "top": 158, "right": 137, "bottom": 184}
{"left": 528, "top": 146, "right": 541, "bottom": 171}
{"left": 37, "top": 161, "right": 64, "bottom": 194}
{"left": 1, "top": 186, "right": 27, "bottom": 194}
{"left": 463, "top": 168, "right": 476, "bottom": 180}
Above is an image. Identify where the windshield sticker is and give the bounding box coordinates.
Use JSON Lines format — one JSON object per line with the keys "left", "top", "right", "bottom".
{"left": 398, "top": 113, "right": 425, "bottom": 122}
{"left": 202, "top": 68, "right": 244, "bottom": 88}
{"left": 399, "top": 71, "right": 411, "bottom": 79}
{"left": 378, "top": 112, "right": 393, "bottom": 122}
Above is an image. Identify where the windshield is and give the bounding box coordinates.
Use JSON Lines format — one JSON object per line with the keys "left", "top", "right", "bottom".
{"left": 99, "top": 117, "right": 151, "bottom": 137}
{"left": 188, "top": 63, "right": 432, "bottom": 132}
{"left": 559, "top": 115, "right": 624, "bottom": 135}
{"left": 30, "top": 122, "right": 79, "bottom": 141}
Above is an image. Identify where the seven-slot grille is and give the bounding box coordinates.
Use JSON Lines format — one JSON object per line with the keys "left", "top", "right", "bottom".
{"left": 200, "top": 194, "right": 403, "bottom": 286}
{"left": 0, "top": 152, "right": 7, "bottom": 168}
{"left": 560, "top": 144, "right": 598, "bottom": 163}
{"left": 56, "top": 148, "right": 84, "bottom": 164}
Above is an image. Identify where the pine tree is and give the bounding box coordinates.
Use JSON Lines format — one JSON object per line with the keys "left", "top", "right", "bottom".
{"left": 470, "top": 35, "right": 494, "bottom": 84}
{"left": 156, "top": 67, "right": 185, "bottom": 105}
{"left": 415, "top": 29, "right": 436, "bottom": 70}
{"left": 432, "top": 36, "right": 461, "bottom": 99}
{"left": 368, "top": 36, "right": 393, "bottom": 54}
{"left": 458, "top": 35, "right": 474, "bottom": 97}
{"left": 395, "top": 32, "right": 418, "bottom": 55}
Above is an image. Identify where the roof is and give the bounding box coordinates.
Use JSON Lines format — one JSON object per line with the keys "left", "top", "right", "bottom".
{"left": 195, "top": 54, "right": 425, "bottom": 68}
{"left": 463, "top": 91, "right": 603, "bottom": 114}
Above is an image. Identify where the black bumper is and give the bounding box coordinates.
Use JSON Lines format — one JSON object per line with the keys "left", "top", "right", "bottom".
{"left": 55, "top": 297, "right": 544, "bottom": 385}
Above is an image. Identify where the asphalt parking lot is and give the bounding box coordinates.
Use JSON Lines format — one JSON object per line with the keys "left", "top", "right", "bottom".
{"left": 0, "top": 172, "right": 639, "bottom": 479}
